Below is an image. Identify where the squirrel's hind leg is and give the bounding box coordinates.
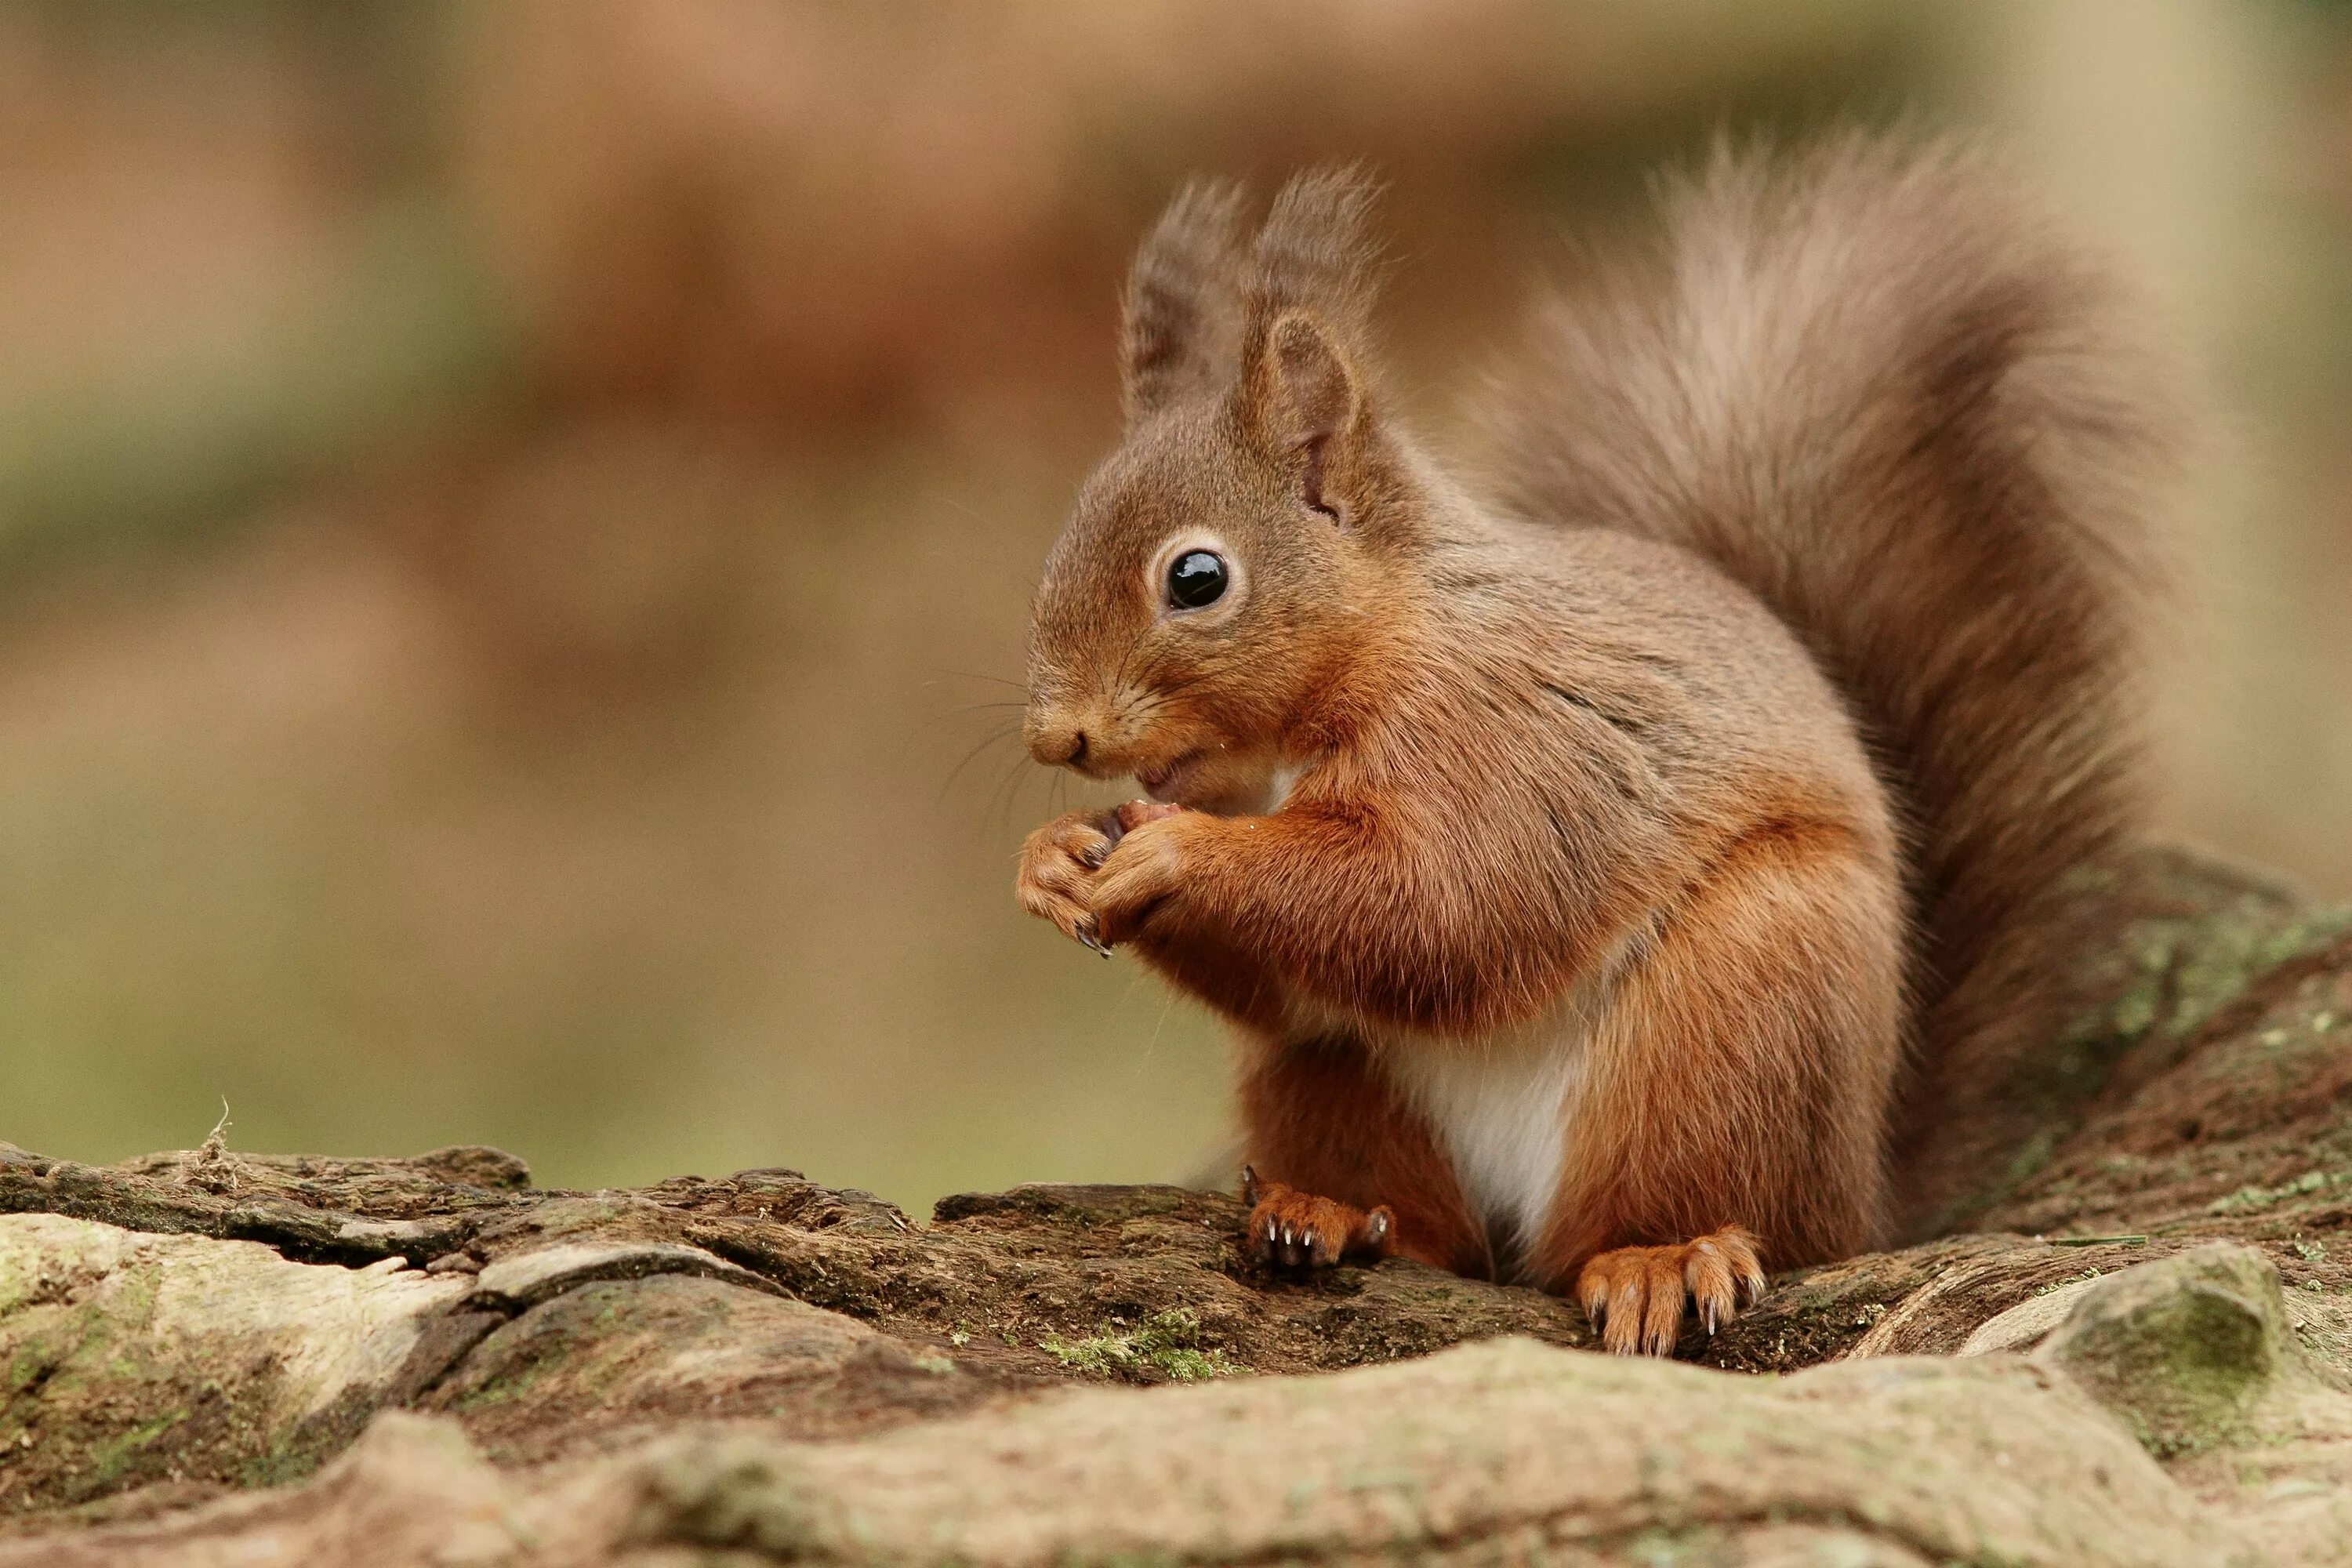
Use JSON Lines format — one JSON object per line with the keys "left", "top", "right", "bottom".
{"left": 1239, "top": 1037, "right": 1492, "bottom": 1279}
{"left": 1534, "top": 815, "right": 1905, "bottom": 1354}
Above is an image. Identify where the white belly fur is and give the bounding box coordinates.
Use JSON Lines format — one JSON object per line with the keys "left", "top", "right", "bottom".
{"left": 1370, "top": 942, "right": 1631, "bottom": 1270}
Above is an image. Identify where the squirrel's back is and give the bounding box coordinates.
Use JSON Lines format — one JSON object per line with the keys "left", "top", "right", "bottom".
{"left": 1479, "top": 133, "right": 2171, "bottom": 1234}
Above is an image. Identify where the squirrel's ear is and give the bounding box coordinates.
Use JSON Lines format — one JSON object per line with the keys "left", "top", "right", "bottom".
{"left": 1244, "top": 310, "right": 1363, "bottom": 520}
{"left": 1234, "top": 168, "right": 1387, "bottom": 521}
{"left": 1122, "top": 181, "right": 1246, "bottom": 420}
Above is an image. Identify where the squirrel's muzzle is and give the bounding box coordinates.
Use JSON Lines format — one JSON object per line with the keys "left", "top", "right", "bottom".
{"left": 1024, "top": 710, "right": 1091, "bottom": 771}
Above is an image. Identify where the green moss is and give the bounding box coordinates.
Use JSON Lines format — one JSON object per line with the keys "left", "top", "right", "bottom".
{"left": 2169, "top": 906, "right": 2352, "bottom": 1042}
{"left": 2039, "top": 1246, "right": 2288, "bottom": 1461}
{"left": 1941, "top": 891, "right": 2352, "bottom": 1233}
{"left": 1143, "top": 1348, "right": 1232, "bottom": 1383}
{"left": 0, "top": 1253, "right": 37, "bottom": 1320}
{"left": 2034, "top": 1269, "right": 2104, "bottom": 1297}
{"left": 2111, "top": 978, "right": 2161, "bottom": 1040}
{"left": 2063, "top": 897, "right": 2352, "bottom": 1069}
{"left": 5, "top": 1341, "right": 60, "bottom": 1397}
{"left": 2004, "top": 1128, "right": 2058, "bottom": 1185}
{"left": 445, "top": 1316, "right": 569, "bottom": 1420}
{"left": 1040, "top": 1308, "right": 1240, "bottom": 1383}
{"left": 449, "top": 1341, "right": 557, "bottom": 1412}
{"left": 85, "top": 1411, "right": 183, "bottom": 1485}
{"left": 2206, "top": 1171, "right": 2343, "bottom": 1217}
{"left": 236, "top": 1434, "right": 332, "bottom": 1491}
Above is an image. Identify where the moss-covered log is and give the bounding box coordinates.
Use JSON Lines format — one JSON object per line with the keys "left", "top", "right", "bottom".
{"left": 2, "top": 845, "right": 2350, "bottom": 1565}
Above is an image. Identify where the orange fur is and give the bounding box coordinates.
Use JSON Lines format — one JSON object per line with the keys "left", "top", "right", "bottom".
{"left": 1238, "top": 1040, "right": 1489, "bottom": 1278}
{"left": 1014, "top": 135, "right": 2165, "bottom": 1353}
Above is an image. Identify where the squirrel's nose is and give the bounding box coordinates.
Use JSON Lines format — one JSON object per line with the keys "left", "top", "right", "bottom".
{"left": 1025, "top": 715, "right": 1091, "bottom": 770}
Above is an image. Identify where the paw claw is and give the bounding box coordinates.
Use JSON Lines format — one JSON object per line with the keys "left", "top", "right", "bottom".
{"left": 1015, "top": 810, "right": 1124, "bottom": 953}
{"left": 1575, "top": 1227, "right": 1766, "bottom": 1357}
{"left": 1242, "top": 1179, "right": 1387, "bottom": 1272}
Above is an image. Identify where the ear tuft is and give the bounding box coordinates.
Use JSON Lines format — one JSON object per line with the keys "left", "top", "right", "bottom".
{"left": 1244, "top": 166, "right": 1385, "bottom": 345}
{"left": 1232, "top": 171, "right": 1387, "bottom": 517}
{"left": 1122, "top": 180, "right": 1247, "bottom": 419}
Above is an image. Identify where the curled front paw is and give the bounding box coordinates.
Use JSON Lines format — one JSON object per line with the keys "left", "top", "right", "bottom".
{"left": 1240, "top": 1165, "right": 1394, "bottom": 1270}
{"left": 1576, "top": 1225, "right": 1767, "bottom": 1356}
{"left": 1087, "top": 811, "right": 1193, "bottom": 947}
{"left": 1015, "top": 808, "right": 1120, "bottom": 953}
{"left": 1016, "top": 801, "right": 1189, "bottom": 954}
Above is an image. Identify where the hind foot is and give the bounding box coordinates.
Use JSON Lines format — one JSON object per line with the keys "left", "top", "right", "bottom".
{"left": 1576, "top": 1225, "right": 1767, "bottom": 1355}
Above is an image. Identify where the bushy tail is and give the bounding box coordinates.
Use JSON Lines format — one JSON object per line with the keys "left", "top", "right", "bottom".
{"left": 1480, "top": 132, "right": 2172, "bottom": 1235}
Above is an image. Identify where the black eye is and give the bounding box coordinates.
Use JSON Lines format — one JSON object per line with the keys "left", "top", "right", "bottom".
{"left": 1166, "top": 550, "right": 1229, "bottom": 611}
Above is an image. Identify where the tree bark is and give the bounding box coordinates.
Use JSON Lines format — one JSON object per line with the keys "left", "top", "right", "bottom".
{"left": 2, "top": 844, "right": 2350, "bottom": 1566}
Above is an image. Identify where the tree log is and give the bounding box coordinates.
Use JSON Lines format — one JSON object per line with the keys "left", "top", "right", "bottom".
{"left": 2, "top": 845, "right": 2349, "bottom": 1566}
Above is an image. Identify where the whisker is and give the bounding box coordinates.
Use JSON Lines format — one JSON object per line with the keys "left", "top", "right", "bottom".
{"left": 942, "top": 722, "right": 1024, "bottom": 802}
{"left": 929, "top": 669, "right": 1033, "bottom": 695}
{"left": 1111, "top": 633, "right": 1149, "bottom": 696}
{"left": 991, "top": 749, "right": 1040, "bottom": 836}
{"left": 1143, "top": 985, "right": 1181, "bottom": 1058}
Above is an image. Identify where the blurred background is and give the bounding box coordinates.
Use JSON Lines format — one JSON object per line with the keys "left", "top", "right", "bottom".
{"left": 2, "top": 0, "right": 2348, "bottom": 1210}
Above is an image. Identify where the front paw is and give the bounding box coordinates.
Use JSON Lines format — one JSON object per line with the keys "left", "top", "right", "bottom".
{"left": 1240, "top": 1165, "right": 1393, "bottom": 1269}
{"left": 1087, "top": 812, "right": 1195, "bottom": 947}
{"left": 1576, "top": 1225, "right": 1767, "bottom": 1356}
{"left": 1015, "top": 809, "right": 1121, "bottom": 954}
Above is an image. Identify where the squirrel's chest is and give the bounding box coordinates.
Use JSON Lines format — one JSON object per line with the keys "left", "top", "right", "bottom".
{"left": 1374, "top": 995, "right": 1596, "bottom": 1269}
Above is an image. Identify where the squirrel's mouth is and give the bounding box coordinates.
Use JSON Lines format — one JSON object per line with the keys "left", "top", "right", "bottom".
{"left": 1136, "top": 750, "right": 1205, "bottom": 804}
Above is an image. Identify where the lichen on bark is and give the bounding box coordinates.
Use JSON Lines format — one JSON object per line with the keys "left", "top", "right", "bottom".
{"left": 2, "top": 844, "right": 2350, "bottom": 1565}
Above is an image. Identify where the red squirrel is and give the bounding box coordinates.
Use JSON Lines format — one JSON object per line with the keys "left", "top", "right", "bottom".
{"left": 1014, "top": 135, "right": 2163, "bottom": 1354}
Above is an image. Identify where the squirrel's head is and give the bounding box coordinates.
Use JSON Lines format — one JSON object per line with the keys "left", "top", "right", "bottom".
{"left": 1025, "top": 170, "right": 1427, "bottom": 813}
